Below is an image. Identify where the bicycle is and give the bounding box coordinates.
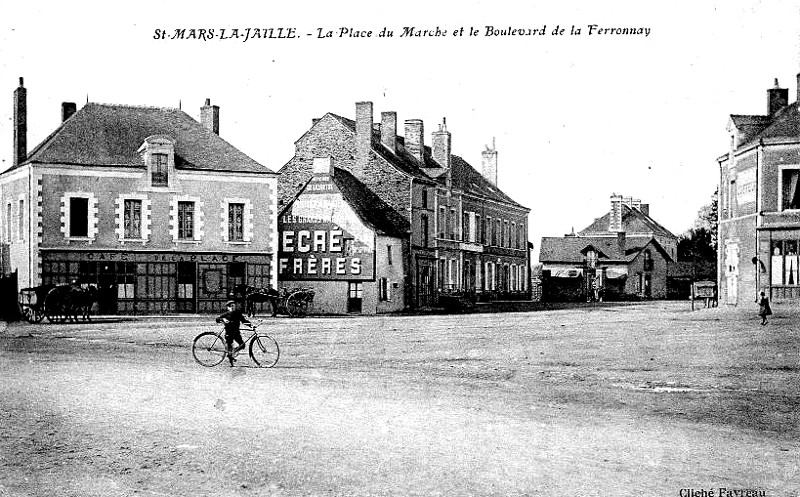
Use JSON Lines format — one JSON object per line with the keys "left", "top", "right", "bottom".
{"left": 192, "top": 320, "right": 280, "bottom": 368}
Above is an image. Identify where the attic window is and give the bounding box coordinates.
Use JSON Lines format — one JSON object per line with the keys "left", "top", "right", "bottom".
{"left": 151, "top": 153, "right": 169, "bottom": 186}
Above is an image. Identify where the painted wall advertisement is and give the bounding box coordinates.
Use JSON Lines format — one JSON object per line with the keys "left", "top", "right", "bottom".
{"left": 278, "top": 220, "right": 375, "bottom": 281}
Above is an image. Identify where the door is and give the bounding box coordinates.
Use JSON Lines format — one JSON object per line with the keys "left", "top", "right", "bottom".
{"left": 347, "top": 282, "right": 363, "bottom": 313}
{"left": 177, "top": 261, "right": 197, "bottom": 313}
{"left": 725, "top": 242, "right": 739, "bottom": 305}
{"left": 416, "top": 260, "right": 435, "bottom": 308}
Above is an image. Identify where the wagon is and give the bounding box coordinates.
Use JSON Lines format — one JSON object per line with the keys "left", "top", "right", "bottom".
{"left": 17, "top": 284, "right": 98, "bottom": 324}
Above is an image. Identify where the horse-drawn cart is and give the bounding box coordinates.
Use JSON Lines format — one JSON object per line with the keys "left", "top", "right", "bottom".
{"left": 17, "top": 283, "right": 98, "bottom": 324}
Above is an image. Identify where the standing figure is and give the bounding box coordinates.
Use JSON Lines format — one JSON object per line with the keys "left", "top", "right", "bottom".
{"left": 758, "top": 291, "right": 772, "bottom": 325}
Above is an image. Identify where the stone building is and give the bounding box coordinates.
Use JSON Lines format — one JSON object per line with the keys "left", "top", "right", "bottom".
{"left": 0, "top": 78, "right": 278, "bottom": 314}
{"left": 718, "top": 74, "right": 800, "bottom": 305}
{"left": 539, "top": 195, "right": 676, "bottom": 300}
{"left": 279, "top": 102, "right": 530, "bottom": 311}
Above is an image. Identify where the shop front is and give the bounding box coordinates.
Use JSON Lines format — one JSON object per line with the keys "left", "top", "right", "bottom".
{"left": 40, "top": 250, "right": 273, "bottom": 314}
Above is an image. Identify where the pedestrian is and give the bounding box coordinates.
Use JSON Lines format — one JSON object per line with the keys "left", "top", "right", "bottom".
{"left": 216, "top": 300, "right": 252, "bottom": 366}
{"left": 758, "top": 291, "right": 772, "bottom": 325}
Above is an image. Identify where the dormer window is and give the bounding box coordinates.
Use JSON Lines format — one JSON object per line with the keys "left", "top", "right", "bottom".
{"left": 586, "top": 249, "right": 598, "bottom": 268}
{"left": 139, "top": 135, "right": 176, "bottom": 189}
{"left": 151, "top": 153, "right": 169, "bottom": 186}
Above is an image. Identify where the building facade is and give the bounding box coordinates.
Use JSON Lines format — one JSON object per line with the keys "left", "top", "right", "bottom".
{"left": 0, "top": 79, "right": 278, "bottom": 314}
{"left": 718, "top": 74, "right": 800, "bottom": 305}
{"left": 539, "top": 195, "right": 676, "bottom": 300}
{"left": 279, "top": 158, "right": 408, "bottom": 315}
{"left": 278, "top": 101, "right": 530, "bottom": 311}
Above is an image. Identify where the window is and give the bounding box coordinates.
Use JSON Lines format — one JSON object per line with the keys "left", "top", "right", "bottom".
{"left": 69, "top": 197, "right": 89, "bottom": 237}
{"left": 421, "top": 189, "right": 428, "bottom": 209}
{"left": 124, "top": 200, "right": 142, "bottom": 239}
{"left": 5, "top": 203, "right": 10, "bottom": 242}
{"left": 420, "top": 213, "right": 429, "bottom": 247}
{"left": 504, "top": 220, "right": 509, "bottom": 247}
{"left": 781, "top": 169, "right": 800, "bottom": 210}
{"left": 178, "top": 201, "right": 194, "bottom": 240}
{"left": 771, "top": 240, "right": 799, "bottom": 286}
{"left": 643, "top": 249, "right": 653, "bottom": 271}
{"left": 438, "top": 207, "right": 446, "bottom": 238}
{"left": 379, "top": 277, "right": 391, "bottom": 301}
{"left": 228, "top": 203, "right": 245, "bottom": 241}
{"left": 151, "top": 153, "right": 169, "bottom": 186}
{"left": 463, "top": 212, "right": 471, "bottom": 242}
{"left": 116, "top": 262, "right": 136, "bottom": 299}
{"left": 495, "top": 219, "right": 501, "bottom": 246}
{"left": 476, "top": 214, "right": 482, "bottom": 244}
{"left": 486, "top": 216, "right": 492, "bottom": 245}
{"left": 18, "top": 199, "right": 24, "bottom": 241}
{"left": 348, "top": 282, "right": 363, "bottom": 298}
{"left": 387, "top": 245, "right": 393, "bottom": 265}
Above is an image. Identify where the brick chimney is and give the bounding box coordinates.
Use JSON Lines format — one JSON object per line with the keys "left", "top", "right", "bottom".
{"left": 404, "top": 119, "right": 424, "bottom": 164}
{"left": 201, "top": 98, "right": 220, "bottom": 135}
{"left": 609, "top": 194, "right": 624, "bottom": 232}
{"left": 13, "top": 77, "right": 27, "bottom": 167}
{"left": 431, "top": 118, "right": 451, "bottom": 169}
{"left": 61, "top": 102, "right": 77, "bottom": 122}
{"left": 355, "top": 101, "right": 373, "bottom": 178}
{"left": 481, "top": 139, "right": 498, "bottom": 186}
{"left": 380, "top": 111, "right": 397, "bottom": 154}
{"left": 797, "top": 72, "right": 800, "bottom": 104}
{"left": 640, "top": 203, "right": 650, "bottom": 217}
{"left": 767, "top": 78, "right": 788, "bottom": 115}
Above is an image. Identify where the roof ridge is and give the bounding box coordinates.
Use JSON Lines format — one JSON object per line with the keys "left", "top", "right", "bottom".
{"left": 85, "top": 101, "right": 183, "bottom": 112}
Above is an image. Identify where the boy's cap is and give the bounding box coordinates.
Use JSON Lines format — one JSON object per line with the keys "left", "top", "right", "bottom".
{"left": 225, "top": 301, "right": 236, "bottom": 307}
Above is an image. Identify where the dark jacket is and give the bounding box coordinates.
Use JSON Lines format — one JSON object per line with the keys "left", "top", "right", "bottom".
{"left": 216, "top": 309, "right": 251, "bottom": 335}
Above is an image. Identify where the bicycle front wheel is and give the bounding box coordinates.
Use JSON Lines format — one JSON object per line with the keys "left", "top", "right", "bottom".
{"left": 249, "top": 333, "right": 280, "bottom": 368}
{"left": 192, "top": 332, "right": 227, "bottom": 367}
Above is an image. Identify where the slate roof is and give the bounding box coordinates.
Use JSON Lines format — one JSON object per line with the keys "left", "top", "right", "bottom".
{"left": 730, "top": 102, "right": 800, "bottom": 150}
{"left": 579, "top": 204, "right": 676, "bottom": 239}
{"left": 539, "top": 236, "right": 672, "bottom": 264}
{"left": 330, "top": 167, "right": 411, "bottom": 238}
{"left": 327, "top": 113, "right": 525, "bottom": 208}
{"left": 17, "top": 103, "right": 271, "bottom": 174}
{"left": 280, "top": 167, "right": 410, "bottom": 238}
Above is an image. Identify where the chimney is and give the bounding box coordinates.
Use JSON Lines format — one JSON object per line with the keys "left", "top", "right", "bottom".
{"left": 640, "top": 203, "right": 650, "bottom": 217}
{"left": 797, "top": 72, "right": 800, "bottom": 103}
{"left": 200, "top": 98, "right": 220, "bottom": 135}
{"left": 631, "top": 198, "right": 641, "bottom": 211}
{"left": 481, "top": 138, "right": 498, "bottom": 186}
{"left": 61, "top": 102, "right": 77, "bottom": 122}
{"left": 617, "top": 231, "right": 626, "bottom": 256}
{"left": 355, "top": 101, "right": 373, "bottom": 178}
{"left": 312, "top": 157, "right": 334, "bottom": 176}
{"left": 380, "top": 111, "right": 397, "bottom": 154}
{"left": 404, "top": 119, "right": 424, "bottom": 164}
{"left": 767, "top": 79, "right": 788, "bottom": 115}
{"left": 431, "top": 118, "right": 451, "bottom": 169}
{"left": 609, "top": 194, "right": 624, "bottom": 232}
{"left": 13, "top": 77, "right": 27, "bottom": 167}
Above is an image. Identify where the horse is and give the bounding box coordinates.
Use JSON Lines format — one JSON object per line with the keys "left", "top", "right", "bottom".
{"left": 232, "top": 284, "right": 280, "bottom": 317}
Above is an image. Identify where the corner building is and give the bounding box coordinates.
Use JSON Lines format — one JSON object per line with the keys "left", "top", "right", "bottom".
{"left": 718, "top": 74, "right": 800, "bottom": 305}
{"left": 0, "top": 79, "right": 278, "bottom": 314}
{"left": 279, "top": 102, "right": 531, "bottom": 312}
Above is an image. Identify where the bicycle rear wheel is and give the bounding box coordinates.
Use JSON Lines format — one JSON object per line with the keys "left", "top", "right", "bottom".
{"left": 249, "top": 333, "right": 280, "bottom": 368}
{"left": 192, "top": 332, "right": 227, "bottom": 367}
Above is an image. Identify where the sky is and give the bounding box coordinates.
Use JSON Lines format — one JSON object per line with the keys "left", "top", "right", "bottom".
{"left": 1, "top": 0, "right": 799, "bottom": 262}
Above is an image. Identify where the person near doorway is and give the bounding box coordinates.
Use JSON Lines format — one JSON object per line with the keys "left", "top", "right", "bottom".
{"left": 758, "top": 291, "right": 772, "bottom": 325}
{"left": 216, "top": 300, "right": 251, "bottom": 366}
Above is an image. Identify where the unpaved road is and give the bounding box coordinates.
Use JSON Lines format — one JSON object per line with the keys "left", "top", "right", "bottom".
{"left": 1, "top": 302, "right": 798, "bottom": 496}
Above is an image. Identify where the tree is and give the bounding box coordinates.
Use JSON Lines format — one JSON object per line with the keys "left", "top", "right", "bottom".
{"left": 678, "top": 189, "right": 718, "bottom": 266}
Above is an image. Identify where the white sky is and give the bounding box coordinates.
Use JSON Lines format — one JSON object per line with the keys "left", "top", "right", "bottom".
{"left": 1, "top": 0, "right": 799, "bottom": 262}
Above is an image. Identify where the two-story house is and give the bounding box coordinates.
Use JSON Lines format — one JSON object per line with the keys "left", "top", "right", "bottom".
{"left": 718, "top": 74, "right": 800, "bottom": 305}
{"left": 0, "top": 78, "right": 278, "bottom": 314}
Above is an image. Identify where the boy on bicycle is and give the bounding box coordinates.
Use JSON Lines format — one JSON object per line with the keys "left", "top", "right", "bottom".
{"left": 216, "top": 300, "right": 251, "bottom": 367}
